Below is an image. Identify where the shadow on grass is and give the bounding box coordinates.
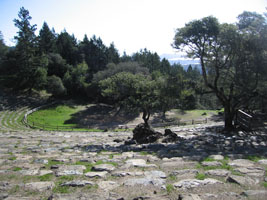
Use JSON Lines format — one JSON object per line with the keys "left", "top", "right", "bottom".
{"left": 65, "top": 104, "right": 140, "bottom": 129}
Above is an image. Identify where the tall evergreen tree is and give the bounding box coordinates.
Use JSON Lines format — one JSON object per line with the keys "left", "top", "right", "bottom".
{"left": 12, "top": 7, "right": 48, "bottom": 91}
{"left": 106, "top": 42, "right": 120, "bottom": 64}
{"left": 56, "top": 31, "right": 79, "bottom": 65}
{"left": 38, "top": 22, "right": 56, "bottom": 54}
{"left": 0, "top": 31, "right": 8, "bottom": 69}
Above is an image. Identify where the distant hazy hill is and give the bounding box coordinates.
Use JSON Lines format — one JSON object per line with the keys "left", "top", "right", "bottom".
{"left": 160, "top": 54, "right": 200, "bottom": 70}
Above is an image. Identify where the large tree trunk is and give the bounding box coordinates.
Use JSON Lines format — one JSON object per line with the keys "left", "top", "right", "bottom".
{"left": 224, "top": 104, "right": 235, "bottom": 131}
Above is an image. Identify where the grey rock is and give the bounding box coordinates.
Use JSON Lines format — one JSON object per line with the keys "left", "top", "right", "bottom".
{"left": 0, "top": 193, "right": 8, "bottom": 200}
{"left": 55, "top": 165, "right": 86, "bottom": 176}
{"left": 171, "top": 169, "right": 198, "bottom": 176}
{"left": 52, "top": 158, "right": 70, "bottom": 163}
{"left": 92, "top": 164, "right": 115, "bottom": 172}
{"left": 227, "top": 175, "right": 258, "bottom": 186}
{"left": 146, "top": 155, "right": 160, "bottom": 162}
{"left": 60, "top": 180, "right": 94, "bottom": 187}
{"left": 234, "top": 167, "right": 265, "bottom": 177}
{"left": 229, "top": 159, "right": 255, "bottom": 167}
{"left": 209, "top": 155, "right": 224, "bottom": 160}
{"left": 178, "top": 194, "right": 201, "bottom": 200}
{"left": 201, "top": 161, "right": 222, "bottom": 167}
{"left": 124, "top": 159, "right": 157, "bottom": 168}
{"left": 19, "top": 169, "right": 39, "bottom": 176}
{"left": 34, "top": 159, "right": 48, "bottom": 164}
{"left": 205, "top": 169, "right": 230, "bottom": 177}
{"left": 124, "top": 177, "right": 166, "bottom": 189}
{"left": 173, "top": 178, "right": 223, "bottom": 189}
{"left": 125, "top": 159, "right": 146, "bottom": 167}
{"left": 258, "top": 159, "right": 267, "bottom": 165}
{"left": 39, "top": 170, "right": 53, "bottom": 176}
{"left": 0, "top": 159, "right": 6, "bottom": 165}
{"left": 98, "top": 181, "right": 119, "bottom": 190}
{"left": 85, "top": 171, "right": 108, "bottom": 178}
{"left": 112, "top": 171, "right": 144, "bottom": 177}
{"left": 25, "top": 181, "right": 55, "bottom": 192}
{"left": 162, "top": 157, "right": 183, "bottom": 162}
{"left": 161, "top": 161, "right": 197, "bottom": 168}
{"left": 144, "top": 170, "right": 166, "bottom": 179}
{"left": 79, "top": 158, "right": 95, "bottom": 163}
{"left": 121, "top": 152, "right": 135, "bottom": 158}
{"left": 241, "top": 190, "right": 267, "bottom": 198}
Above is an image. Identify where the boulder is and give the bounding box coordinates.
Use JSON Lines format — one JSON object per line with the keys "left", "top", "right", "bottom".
{"left": 133, "top": 123, "right": 162, "bottom": 144}
{"left": 161, "top": 129, "right": 180, "bottom": 143}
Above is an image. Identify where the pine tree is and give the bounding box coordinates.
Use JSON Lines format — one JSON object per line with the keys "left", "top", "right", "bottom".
{"left": 38, "top": 22, "right": 56, "bottom": 54}
{"left": 13, "top": 7, "right": 48, "bottom": 91}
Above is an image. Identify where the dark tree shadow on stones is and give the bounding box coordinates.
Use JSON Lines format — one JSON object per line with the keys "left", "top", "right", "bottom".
{"left": 79, "top": 125, "right": 267, "bottom": 162}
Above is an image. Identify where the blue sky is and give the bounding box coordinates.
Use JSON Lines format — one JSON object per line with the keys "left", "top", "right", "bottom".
{"left": 0, "top": 0, "right": 266, "bottom": 55}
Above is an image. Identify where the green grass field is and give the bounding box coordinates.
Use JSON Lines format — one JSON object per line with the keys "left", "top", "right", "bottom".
{"left": 27, "top": 104, "right": 97, "bottom": 131}
{"left": 27, "top": 103, "right": 221, "bottom": 131}
{"left": 28, "top": 104, "right": 83, "bottom": 126}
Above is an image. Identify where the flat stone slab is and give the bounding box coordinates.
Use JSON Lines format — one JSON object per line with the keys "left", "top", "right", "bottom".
{"left": 124, "top": 159, "right": 157, "bottom": 168}
{"left": 173, "top": 178, "right": 223, "bottom": 189}
{"left": 178, "top": 194, "right": 202, "bottom": 200}
{"left": 125, "top": 159, "right": 146, "bottom": 167}
{"left": 98, "top": 181, "right": 119, "bottom": 190}
{"left": 55, "top": 165, "right": 86, "bottom": 176}
{"left": 258, "top": 159, "right": 267, "bottom": 165}
{"left": 209, "top": 155, "right": 224, "bottom": 160}
{"left": 229, "top": 159, "right": 255, "bottom": 167}
{"left": 124, "top": 177, "right": 166, "bottom": 189}
{"left": 227, "top": 175, "right": 258, "bottom": 186}
{"left": 234, "top": 167, "right": 265, "bottom": 177}
{"left": 39, "top": 170, "right": 53, "bottom": 176}
{"left": 34, "top": 159, "right": 48, "bottom": 164}
{"left": 25, "top": 181, "right": 55, "bottom": 192}
{"left": 144, "top": 170, "right": 166, "bottom": 179}
{"left": 112, "top": 171, "right": 144, "bottom": 177}
{"left": 171, "top": 169, "right": 198, "bottom": 176}
{"left": 60, "top": 180, "right": 94, "bottom": 187}
{"left": 92, "top": 164, "right": 115, "bottom": 172}
{"left": 85, "top": 171, "right": 108, "bottom": 178}
{"left": 160, "top": 161, "right": 197, "bottom": 168}
{"left": 241, "top": 190, "right": 267, "bottom": 198}
{"left": 19, "top": 169, "right": 39, "bottom": 176}
{"left": 201, "top": 161, "right": 222, "bottom": 167}
{"left": 205, "top": 169, "right": 230, "bottom": 177}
